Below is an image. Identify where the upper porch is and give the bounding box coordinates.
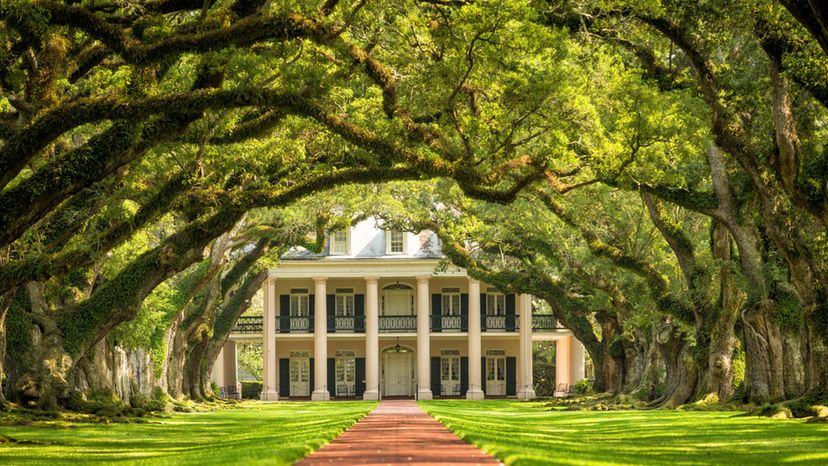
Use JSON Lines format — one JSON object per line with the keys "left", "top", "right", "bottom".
{"left": 231, "top": 258, "right": 565, "bottom": 339}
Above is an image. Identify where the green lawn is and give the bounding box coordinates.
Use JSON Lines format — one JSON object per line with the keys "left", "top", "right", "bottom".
{"left": 420, "top": 400, "right": 828, "bottom": 465}
{"left": 0, "top": 401, "right": 376, "bottom": 465}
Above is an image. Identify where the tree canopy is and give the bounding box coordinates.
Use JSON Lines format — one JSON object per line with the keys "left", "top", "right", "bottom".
{"left": 0, "top": 0, "right": 827, "bottom": 409}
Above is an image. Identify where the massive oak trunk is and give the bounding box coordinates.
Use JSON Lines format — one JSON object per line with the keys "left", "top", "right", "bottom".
{"left": 804, "top": 307, "right": 828, "bottom": 395}
{"left": 625, "top": 327, "right": 661, "bottom": 401}
{"left": 698, "top": 221, "right": 741, "bottom": 401}
{"left": 741, "top": 303, "right": 786, "bottom": 402}
{"left": 653, "top": 320, "right": 697, "bottom": 408}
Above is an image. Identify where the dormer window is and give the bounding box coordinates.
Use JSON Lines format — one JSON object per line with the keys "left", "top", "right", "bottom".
{"left": 386, "top": 231, "right": 406, "bottom": 255}
{"left": 330, "top": 230, "right": 349, "bottom": 255}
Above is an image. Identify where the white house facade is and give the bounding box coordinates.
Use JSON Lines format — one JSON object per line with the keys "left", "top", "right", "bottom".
{"left": 213, "top": 219, "right": 586, "bottom": 400}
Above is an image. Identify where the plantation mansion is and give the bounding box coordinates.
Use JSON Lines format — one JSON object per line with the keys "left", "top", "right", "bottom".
{"left": 213, "top": 219, "right": 586, "bottom": 400}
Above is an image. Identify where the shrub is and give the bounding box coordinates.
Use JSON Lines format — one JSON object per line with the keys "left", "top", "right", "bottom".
{"left": 242, "top": 381, "right": 263, "bottom": 399}
{"left": 574, "top": 379, "right": 593, "bottom": 395}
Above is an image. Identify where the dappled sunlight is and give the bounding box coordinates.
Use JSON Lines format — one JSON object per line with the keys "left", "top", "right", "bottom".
{"left": 0, "top": 401, "right": 377, "bottom": 465}
{"left": 420, "top": 400, "right": 828, "bottom": 465}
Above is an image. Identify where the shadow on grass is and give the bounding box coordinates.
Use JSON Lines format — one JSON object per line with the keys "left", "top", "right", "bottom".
{"left": 0, "top": 401, "right": 377, "bottom": 465}
{"left": 420, "top": 400, "right": 828, "bottom": 465}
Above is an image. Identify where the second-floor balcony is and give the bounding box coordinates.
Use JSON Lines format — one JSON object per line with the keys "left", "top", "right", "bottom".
{"left": 233, "top": 313, "right": 563, "bottom": 335}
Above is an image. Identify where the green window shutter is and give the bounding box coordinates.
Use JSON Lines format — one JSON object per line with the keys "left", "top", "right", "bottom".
{"left": 279, "top": 358, "right": 290, "bottom": 396}
{"left": 431, "top": 294, "right": 442, "bottom": 332}
{"left": 506, "top": 294, "right": 516, "bottom": 332}
{"left": 506, "top": 357, "right": 517, "bottom": 396}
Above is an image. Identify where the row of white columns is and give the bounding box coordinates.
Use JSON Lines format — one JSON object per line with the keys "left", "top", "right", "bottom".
{"left": 260, "top": 276, "right": 537, "bottom": 401}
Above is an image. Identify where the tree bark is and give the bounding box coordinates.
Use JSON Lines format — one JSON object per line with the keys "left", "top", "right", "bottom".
{"left": 700, "top": 220, "right": 741, "bottom": 401}
{"left": 652, "top": 319, "right": 698, "bottom": 408}
{"left": 741, "top": 303, "right": 786, "bottom": 403}
{"left": 804, "top": 310, "right": 828, "bottom": 395}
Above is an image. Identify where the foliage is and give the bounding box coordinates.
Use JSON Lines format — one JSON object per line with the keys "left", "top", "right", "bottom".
{"left": 238, "top": 343, "right": 263, "bottom": 382}
{"left": 573, "top": 379, "right": 593, "bottom": 395}
{"left": 241, "top": 381, "right": 263, "bottom": 400}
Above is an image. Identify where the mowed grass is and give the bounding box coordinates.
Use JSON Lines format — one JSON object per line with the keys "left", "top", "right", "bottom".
{"left": 420, "top": 400, "right": 828, "bottom": 465}
{"left": 0, "top": 401, "right": 376, "bottom": 465}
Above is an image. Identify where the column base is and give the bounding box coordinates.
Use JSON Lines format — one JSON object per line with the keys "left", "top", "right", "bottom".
{"left": 311, "top": 389, "right": 330, "bottom": 401}
{"left": 466, "top": 389, "right": 485, "bottom": 400}
{"left": 362, "top": 389, "right": 379, "bottom": 401}
{"left": 517, "top": 388, "right": 536, "bottom": 400}
{"left": 260, "top": 389, "right": 279, "bottom": 401}
{"left": 417, "top": 388, "right": 433, "bottom": 400}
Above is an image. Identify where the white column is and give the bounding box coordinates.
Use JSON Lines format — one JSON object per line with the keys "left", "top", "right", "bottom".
{"left": 416, "top": 276, "right": 432, "bottom": 400}
{"left": 312, "top": 277, "right": 330, "bottom": 400}
{"left": 517, "top": 294, "right": 536, "bottom": 399}
{"left": 556, "top": 335, "right": 572, "bottom": 394}
{"left": 466, "top": 278, "right": 484, "bottom": 399}
{"left": 364, "top": 277, "right": 380, "bottom": 400}
{"left": 211, "top": 347, "right": 226, "bottom": 387}
{"left": 570, "top": 337, "right": 586, "bottom": 383}
{"left": 223, "top": 340, "right": 240, "bottom": 394}
{"left": 261, "top": 278, "right": 278, "bottom": 400}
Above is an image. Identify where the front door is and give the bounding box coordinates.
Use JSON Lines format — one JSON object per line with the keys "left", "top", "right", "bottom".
{"left": 290, "top": 355, "right": 310, "bottom": 396}
{"left": 384, "top": 290, "right": 410, "bottom": 315}
{"left": 384, "top": 352, "right": 412, "bottom": 396}
{"left": 486, "top": 356, "right": 506, "bottom": 396}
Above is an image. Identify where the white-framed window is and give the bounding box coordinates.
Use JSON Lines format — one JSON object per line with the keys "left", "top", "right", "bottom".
{"left": 486, "top": 349, "right": 506, "bottom": 382}
{"left": 486, "top": 290, "right": 506, "bottom": 316}
{"left": 442, "top": 287, "right": 461, "bottom": 316}
{"left": 335, "top": 288, "right": 355, "bottom": 317}
{"left": 440, "top": 349, "right": 461, "bottom": 394}
{"left": 335, "top": 350, "right": 356, "bottom": 386}
{"left": 289, "top": 288, "right": 309, "bottom": 317}
{"left": 386, "top": 231, "right": 406, "bottom": 255}
{"left": 330, "top": 230, "right": 349, "bottom": 255}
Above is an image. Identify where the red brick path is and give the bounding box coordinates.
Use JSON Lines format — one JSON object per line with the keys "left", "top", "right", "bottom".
{"left": 296, "top": 400, "right": 502, "bottom": 465}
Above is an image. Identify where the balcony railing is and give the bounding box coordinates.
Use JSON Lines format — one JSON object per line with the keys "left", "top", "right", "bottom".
{"left": 439, "top": 315, "right": 466, "bottom": 332}
{"left": 233, "top": 316, "right": 263, "bottom": 333}
{"left": 231, "top": 314, "right": 563, "bottom": 333}
{"left": 484, "top": 314, "right": 518, "bottom": 332}
{"left": 328, "top": 315, "right": 365, "bottom": 333}
{"left": 379, "top": 315, "right": 416, "bottom": 332}
{"left": 279, "top": 316, "right": 312, "bottom": 333}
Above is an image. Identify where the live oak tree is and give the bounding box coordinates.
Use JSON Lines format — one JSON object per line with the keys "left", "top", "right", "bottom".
{"left": 2, "top": 0, "right": 827, "bottom": 410}
{"left": 0, "top": 0, "right": 561, "bottom": 408}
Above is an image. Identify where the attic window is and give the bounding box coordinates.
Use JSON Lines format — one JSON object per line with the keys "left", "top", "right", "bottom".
{"left": 330, "top": 230, "right": 349, "bottom": 255}
{"left": 387, "top": 231, "right": 406, "bottom": 254}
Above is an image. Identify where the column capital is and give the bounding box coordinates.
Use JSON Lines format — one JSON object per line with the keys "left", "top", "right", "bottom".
{"left": 467, "top": 277, "right": 480, "bottom": 286}
{"left": 312, "top": 276, "right": 328, "bottom": 284}
{"left": 415, "top": 275, "right": 431, "bottom": 283}
{"left": 365, "top": 276, "right": 380, "bottom": 284}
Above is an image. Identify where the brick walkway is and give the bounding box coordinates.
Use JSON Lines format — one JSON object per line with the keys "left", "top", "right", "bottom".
{"left": 296, "top": 400, "right": 502, "bottom": 465}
